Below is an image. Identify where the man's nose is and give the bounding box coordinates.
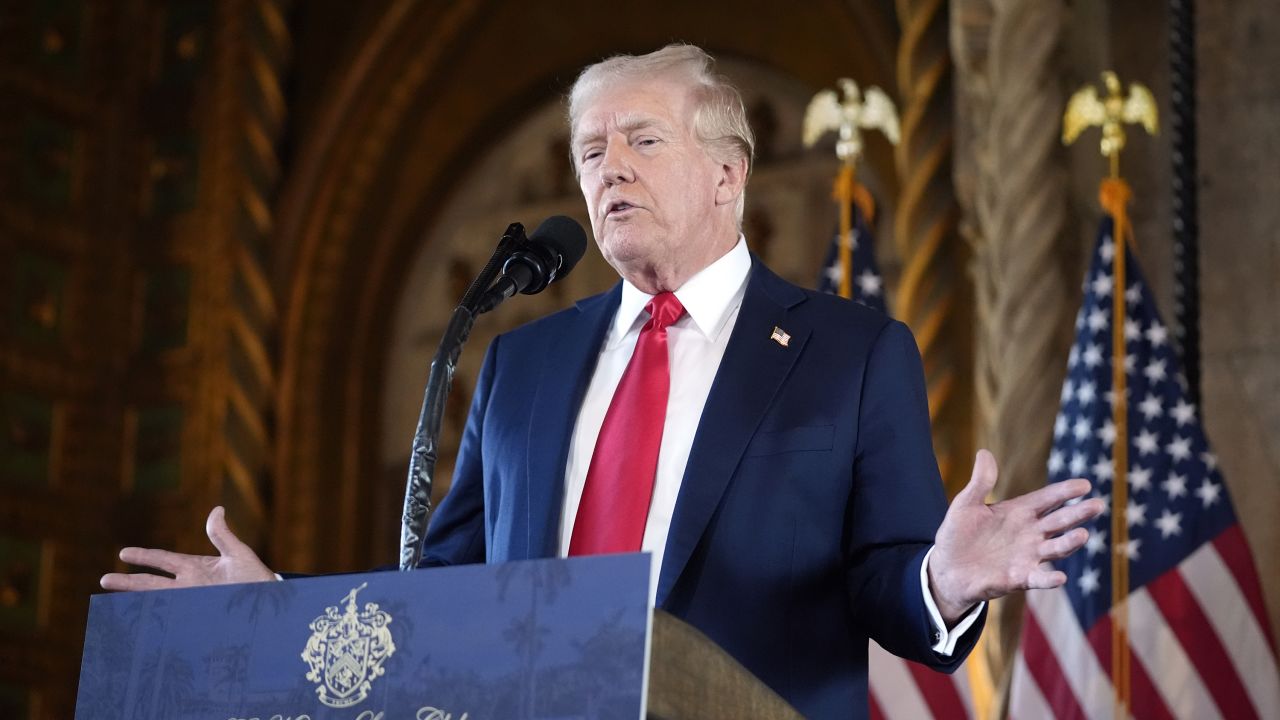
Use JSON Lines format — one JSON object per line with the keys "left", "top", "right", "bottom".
{"left": 599, "top": 143, "right": 634, "bottom": 186}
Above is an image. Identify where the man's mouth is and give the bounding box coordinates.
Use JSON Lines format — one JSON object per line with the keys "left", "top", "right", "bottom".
{"left": 606, "top": 200, "right": 638, "bottom": 217}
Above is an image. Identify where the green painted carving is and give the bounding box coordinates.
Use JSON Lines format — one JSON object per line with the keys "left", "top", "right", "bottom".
{"left": 139, "top": 265, "right": 190, "bottom": 353}
{"left": 0, "top": 393, "right": 54, "bottom": 487}
{"left": 146, "top": 133, "right": 200, "bottom": 217}
{"left": 132, "top": 405, "right": 183, "bottom": 492}
{"left": 29, "top": 0, "right": 86, "bottom": 76}
{"left": 8, "top": 250, "right": 66, "bottom": 345}
{"left": 19, "top": 115, "right": 78, "bottom": 210}
{"left": 156, "top": 0, "right": 212, "bottom": 88}
{"left": 0, "top": 536, "right": 43, "bottom": 631}
{"left": 0, "top": 682, "right": 31, "bottom": 719}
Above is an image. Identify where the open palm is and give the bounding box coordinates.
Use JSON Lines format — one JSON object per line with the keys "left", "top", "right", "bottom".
{"left": 927, "top": 450, "right": 1105, "bottom": 623}
{"left": 100, "top": 506, "right": 275, "bottom": 592}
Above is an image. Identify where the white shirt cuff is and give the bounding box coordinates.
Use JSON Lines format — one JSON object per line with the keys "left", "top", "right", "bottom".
{"left": 920, "top": 546, "right": 985, "bottom": 656}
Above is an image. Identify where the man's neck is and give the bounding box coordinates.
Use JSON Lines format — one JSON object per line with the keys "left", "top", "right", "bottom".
{"left": 621, "top": 229, "right": 740, "bottom": 294}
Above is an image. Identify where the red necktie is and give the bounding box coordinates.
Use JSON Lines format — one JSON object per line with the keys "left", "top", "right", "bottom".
{"left": 569, "top": 292, "right": 686, "bottom": 555}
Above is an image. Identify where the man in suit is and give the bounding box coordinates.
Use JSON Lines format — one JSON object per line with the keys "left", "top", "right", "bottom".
{"left": 103, "top": 44, "right": 1103, "bottom": 718}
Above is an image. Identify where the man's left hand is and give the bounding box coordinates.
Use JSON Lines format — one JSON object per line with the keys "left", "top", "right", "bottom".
{"left": 928, "top": 449, "right": 1106, "bottom": 625}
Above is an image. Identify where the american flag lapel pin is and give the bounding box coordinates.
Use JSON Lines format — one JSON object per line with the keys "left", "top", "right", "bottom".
{"left": 770, "top": 326, "right": 791, "bottom": 347}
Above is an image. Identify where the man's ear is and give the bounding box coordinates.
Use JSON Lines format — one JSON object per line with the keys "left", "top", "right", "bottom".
{"left": 714, "top": 155, "right": 750, "bottom": 208}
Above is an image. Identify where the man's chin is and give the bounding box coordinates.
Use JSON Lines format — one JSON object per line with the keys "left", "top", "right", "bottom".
{"left": 599, "top": 230, "right": 658, "bottom": 263}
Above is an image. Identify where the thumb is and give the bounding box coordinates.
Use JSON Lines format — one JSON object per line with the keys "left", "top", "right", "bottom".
{"left": 206, "top": 506, "right": 248, "bottom": 558}
{"left": 954, "top": 449, "right": 999, "bottom": 506}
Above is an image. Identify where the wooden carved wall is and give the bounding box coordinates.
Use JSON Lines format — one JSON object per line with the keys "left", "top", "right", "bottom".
{"left": 0, "top": 2, "right": 286, "bottom": 717}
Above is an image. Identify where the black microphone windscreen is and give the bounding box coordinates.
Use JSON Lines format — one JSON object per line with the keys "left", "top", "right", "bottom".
{"left": 529, "top": 215, "right": 588, "bottom": 279}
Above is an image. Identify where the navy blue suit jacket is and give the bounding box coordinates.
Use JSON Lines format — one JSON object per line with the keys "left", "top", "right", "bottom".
{"left": 422, "top": 257, "right": 984, "bottom": 718}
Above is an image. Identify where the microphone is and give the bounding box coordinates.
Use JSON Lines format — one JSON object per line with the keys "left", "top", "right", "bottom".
{"left": 399, "top": 215, "right": 588, "bottom": 569}
{"left": 474, "top": 215, "right": 587, "bottom": 313}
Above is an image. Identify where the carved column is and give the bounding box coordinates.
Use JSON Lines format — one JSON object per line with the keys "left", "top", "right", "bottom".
{"left": 894, "top": 0, "right": 974, "bottom": 495}
{"left": 0, "top": 2, "right": 289, "bottom": 716}
{"left": 952, "top": 0, "right": 1073, "bottom": 703}
{"left": 211, "top": 0, "right": 290, "bottom": 551}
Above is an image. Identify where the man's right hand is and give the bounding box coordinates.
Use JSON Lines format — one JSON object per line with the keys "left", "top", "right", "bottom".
{"left": 99, "top": 506, "right": 276, "bottom": 591}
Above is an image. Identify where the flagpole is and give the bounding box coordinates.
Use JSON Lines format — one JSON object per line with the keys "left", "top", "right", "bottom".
{"left": 1064, "top": 71, "right": 1158, "bottom": 718}
{"left": 836, "top": 162, "right": 856, "bottom": 300}
{"left": 1106, "top": 170, "right": 1132, "bottom": 719}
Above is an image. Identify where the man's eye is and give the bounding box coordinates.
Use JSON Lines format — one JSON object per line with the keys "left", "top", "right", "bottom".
{"left": 581, "top": 150, "right": 602, "bottom": 163}
{"left": 637, "top": 137, "right": 659, "bottom": 147}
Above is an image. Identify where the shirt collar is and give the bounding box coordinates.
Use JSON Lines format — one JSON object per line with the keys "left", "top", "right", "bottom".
{"left": 611, "top": 235, "right": 751, "bottom": 346}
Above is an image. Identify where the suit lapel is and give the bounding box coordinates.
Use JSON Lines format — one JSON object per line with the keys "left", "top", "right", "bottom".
{"left": 657, "top": 260, "right": 810, "bottom": 605}
{"left": 519, "top": 285, "right": 620, "bottom": 560}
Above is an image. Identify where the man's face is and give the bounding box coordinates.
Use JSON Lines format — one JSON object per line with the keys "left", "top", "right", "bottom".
{"left": 572, "top": 78, "right": 732, "bottom": 289}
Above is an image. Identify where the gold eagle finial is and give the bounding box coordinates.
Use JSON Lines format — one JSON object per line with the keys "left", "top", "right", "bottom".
{"left": 803, "top": 78, "right": 900, "bottom": 165}
{"left": 1063, "top": 71, "right": 1159, "bottom": 176}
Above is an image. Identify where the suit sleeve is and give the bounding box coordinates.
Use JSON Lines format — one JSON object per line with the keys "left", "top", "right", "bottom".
{"left": 418, "top": 335, "right": 500, "bottom": 567}
{"left": 845, "top": 319, "right": 984, "bottom": 671}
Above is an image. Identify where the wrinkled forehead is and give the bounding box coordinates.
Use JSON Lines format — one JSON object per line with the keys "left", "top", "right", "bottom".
{"left": 570, "top": 77, "right": 697, "bottom": 149}
{"left": 572, "top": 111, "right": 677, "bottom": 152}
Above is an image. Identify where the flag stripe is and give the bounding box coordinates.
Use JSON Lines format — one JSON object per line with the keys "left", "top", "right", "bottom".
{"left": 1128, "top": 588, "right": 1222, "bottom": 719}
{"left": 1087, "top": 613, "right": 1176, "bottom": 720}
{"left": 868, "top": 641, "right": 933, "bottom": 720}
{"left": 869, "top": 690, "right": 887, "bottom": 720}
{"left": 1211, "top": 524, "right": 1278, "bottom": 644}
{"left": 957, "top": 652, "right": 979, "bottom": 713}
{"left": 1147, "top": 568, "right": 1257, "bottom": 719}
{"left": 1019, "top": 601, "right": 1088, "bottom": 720}
{"left": 1030, "top": 587, "right": 1116, "bottom": 718}
{"left": 905, "top": 657, "right": 969, "bottom": 719}
{"left": 1009, "top": 654, "right": 1055, "bottom": 720}
{"left": 1182, "top": 539, "right": 1280, "bottom": 716}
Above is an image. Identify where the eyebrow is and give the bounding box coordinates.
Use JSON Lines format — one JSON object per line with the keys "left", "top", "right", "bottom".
{"left": 573, "top": 113, "right": 675, "bottom": 152}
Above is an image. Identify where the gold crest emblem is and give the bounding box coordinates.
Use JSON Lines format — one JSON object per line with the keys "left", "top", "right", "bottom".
{"left": 301, "top": 582, "right": 396, "bottom": 709}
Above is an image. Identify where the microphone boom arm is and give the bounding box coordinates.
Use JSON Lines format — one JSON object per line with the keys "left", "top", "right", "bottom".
{"left": 398, "top": 216, "right": 585, "bottom": 570}
{"left": 398, "top": 224, "right": 526, "bottom": 570}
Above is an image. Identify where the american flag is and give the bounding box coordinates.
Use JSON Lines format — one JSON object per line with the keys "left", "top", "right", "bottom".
{"left": 869, "top": 640, "right": 981, "bottom": 720}
{"left": 817, "top": 201, "right": 985, "bottom": 720}
{"left": 816, "top": 203, "right": 887, "bottom": 313}
{"left": 1009, "top": 218, "right": 1280, "bottom": 719}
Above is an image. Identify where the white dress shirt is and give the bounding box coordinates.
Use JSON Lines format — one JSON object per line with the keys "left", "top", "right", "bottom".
{"left": 559, "top": 236, "right": 750, "bottom": 582}
{"left": 557, "top": 237, "right": 982, "bottom": 653}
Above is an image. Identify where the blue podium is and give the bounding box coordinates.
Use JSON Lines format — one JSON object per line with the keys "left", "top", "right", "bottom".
{"left": 77, "top": 554, "right": 800, "bottom": 719}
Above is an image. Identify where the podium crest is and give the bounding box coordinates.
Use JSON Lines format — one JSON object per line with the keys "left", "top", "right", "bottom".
{"left": 301, "top": 582, "right": 397, "bottom": 708}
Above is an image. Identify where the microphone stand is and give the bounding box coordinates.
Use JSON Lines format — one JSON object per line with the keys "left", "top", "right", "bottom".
{"left": 398, "top": 223, "right": 528, "bottom": 570}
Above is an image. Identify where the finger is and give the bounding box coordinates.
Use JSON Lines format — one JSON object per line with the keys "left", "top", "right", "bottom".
{"left": 100, "top": 572, "right": 177, "bottom": 592}
{"left": 1037, "top": 527, "right": 1090, "bottom": 561}
{"left": 1020, "top": 478, "right": 1093, "bottom": 515}
{"left": 1025, "top": 564, "right": 1068, "bottom": 590}
{"left": 954, "top": 449, "right": 999, "bottom": 507}
{"left": 1038, "top": 497, "right": 1106, "bottom": 535}
{"left": 118, "top": 546, "right": 196, "bottom": 575}
{"left": 205, "top": 506, "right": 249, "bottom": 558}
